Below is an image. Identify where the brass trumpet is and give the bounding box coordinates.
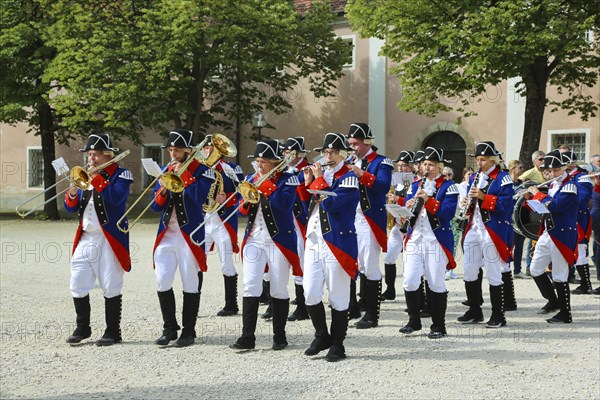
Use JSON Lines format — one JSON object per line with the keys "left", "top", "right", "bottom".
{"left": 15, "top": 150, "right": 131, "bottom": 218}
{"left": 191, "top": 150, "right": 297, "bottom": 246}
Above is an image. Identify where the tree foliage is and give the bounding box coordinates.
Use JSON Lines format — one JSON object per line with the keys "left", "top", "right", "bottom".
{"left": 346, "top": 0, "right": 600, "bottom": 165}
{"left": 42, "top": 0, "right": 350, "bottom": 140}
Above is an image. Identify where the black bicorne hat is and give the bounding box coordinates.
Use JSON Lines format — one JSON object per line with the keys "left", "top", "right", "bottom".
{"left": 541, "top": 150, "right": 568, "bottom": 169}
{"left": 414, "top": 150, "right": 425, "bottom": 162}
{"left": 162, "top": 129, "right": 195, "bottom": 149}
{"left": 248, "top": 139, "right": 282, "bottom": 160}
{"left": 313, "top": 132, "right": 352, "bottom": 152}
{"left": 347, "top": 123, "right": 374, "bottom": 140}
{"left": 79, "top": 133, "right": 119, "bottom": 152}
{"left": 203, "top": 134, "right": 213, "bottom": 147}
{"left": 422, "top": 146, "right": 451, "bottom": 163}
{"left": 468, "top": 141, "right": 503, "bottom": 157}
{"left": 560, "top": 149, "right": 578, "bottom": 164}
{"left": 395, "top": 150, "right": 415, "bottom": 163}
{"left": 283, "top": 137, "right": 309, "bottom": 153}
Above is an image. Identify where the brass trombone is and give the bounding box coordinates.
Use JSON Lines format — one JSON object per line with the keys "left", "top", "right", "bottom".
{"left": 117, "top": 133, "right": 237, "bottom": 233}
{"left": 191, "top": 150, "right": 297, "bottom": 246}
{"left": 15, "top": 150, "right": 131, "bottom": 218}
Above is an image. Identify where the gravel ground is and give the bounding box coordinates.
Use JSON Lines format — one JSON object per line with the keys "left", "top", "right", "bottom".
{"left": 1, "top": 219, "right": 599, "bottom": 399}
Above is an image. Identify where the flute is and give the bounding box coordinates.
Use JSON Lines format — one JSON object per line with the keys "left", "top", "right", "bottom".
{"left": 301, "top": 161, "right": 335, "bottom": 171}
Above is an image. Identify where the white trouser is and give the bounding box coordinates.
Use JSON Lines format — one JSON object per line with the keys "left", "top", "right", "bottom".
{"left": 204, "top": 214, "right": 237, "bottom": 276}
{"left": 355, "top": 212, "right": 382, "bottom": 280}
{"left": 242, "top": 236, "right": 290, "bottom": 299}
{"left": 462, "top": 227, "right": 506, "bottom": 286}
{"left": 383, "top": 224, "right": 404, "bottom": 264}
{"left": 70, "top": 231, "right": 124, "bottom": 298}
{"left": 292, "top": 218, "right": 305, "bottom": 285}
{"left": 576, "top": 243, "right": 588, "bottom": 265}
{"left": 154, "top": 227, "right": 200, "bottom": 293}
{"left": 530, "top": 232, "right": 569, "bottom": 283}
{"left": 303, "top": 237, "right": 350, "bottom": 311}
{"left": 402, "top": 237, "right": 447, "bottom": 293}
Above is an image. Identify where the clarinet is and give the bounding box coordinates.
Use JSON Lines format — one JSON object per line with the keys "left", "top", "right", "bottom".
{"left": 456, "top": 172, "right": 481, "bottom": 232}
{"left": 399, "top": 178, "right": 426, "bottom": 233}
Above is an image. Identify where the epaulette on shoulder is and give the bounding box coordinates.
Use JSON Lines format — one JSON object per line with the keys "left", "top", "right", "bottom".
{"left": 339, "top": 176, "right": 359, "bottom": 189}
{"left": 118, "top": 170, "right": 134, "bottom": 181}
{"left": 501, "top": 175, "right": 513, "bottom": 187}
{"left": 285, "top": 175, "right": 300, "bottom": 186}
{"left": 562, "top": 183, "right": 578, "bottom": 194}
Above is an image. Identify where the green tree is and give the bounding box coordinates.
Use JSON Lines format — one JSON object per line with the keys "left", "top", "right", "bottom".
{"left": 347, "top": 0, "right": 600, "bottom": 166}
{"left": 1, "top": 0, "right": 64, "bottom": 219}
{"left": 43, "top": 0, "right": 350, "bottom": 144}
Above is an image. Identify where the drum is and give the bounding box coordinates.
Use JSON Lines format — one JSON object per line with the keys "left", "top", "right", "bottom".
{"left": 512, "top": 182, "right": 548, "bottom": 240}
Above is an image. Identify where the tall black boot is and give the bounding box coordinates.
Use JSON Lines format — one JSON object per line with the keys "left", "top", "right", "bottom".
{"left": 428, "top": 291, "right": 448, "bottom": 339}
{"left": 348, "top": 279, "right": 361, "bottom": 320}
{"left": 457, "top": 281, "right": 484, "bottom": 323}
{"left": 66, "top": 295, "right": 92, "bottom": 344}
{"left": 399, "top": 290, "right": 422, "bottom": 334}
{"left": 502, "top": 271, "right": 518, "bottom": 311}
{"left": 355, "top": 279, "right": 381, "bottom": 329}
{"left": 358, "top": 273, "right": 367, "bottom": 311}
{"left": 96, "top": 295, "right": 122, "bottom": 346}
{"left": 218, "top": 275, "right": 239, "bottom": 316}
{"left": 486, "top": 284, "right": 506, "bottom": 328}
{"left": 548, "top": 282, "right": 572, "bottom": 323}
{"left": 572, "top": 265, "right": 592, "bottom": 294}
{"left": 381, "top": 264, "right": 397, "bottom": 301}
{"left": 230, "top": 297, "right": 259, "bottom": 350}
{"left": 461, "top": 268, "right": 484, "bottom": 307}
{"left": 326, "top": 309, "right": 349, "bottom": 362}
{"left": 259, "top": 280, "right": 271, "bottom": 305}
{"left": 155, "top": 289, "right": 180, "bottom": 345}
{"left": 304, "top": 302, "right": 331, "bottom": 356}
{"left": 421, "top": 279, "right": 432, "bottom": 318}
{"left": 532, "top": 274, "right": 560, "bottom": 314}
{"left": 174, "top": 292, "right": 200, "bottom": 347}
{"left": 271, "top": 298, "right": 290, "bottom": 350}
{"left": 567, "top": 265, "right": 578, "bottom": 284}
{"left": 288, "top": 284, "right": 309, "bottom": 321}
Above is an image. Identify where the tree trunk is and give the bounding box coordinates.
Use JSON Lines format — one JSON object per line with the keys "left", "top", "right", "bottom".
{"left": 518, "top": 58, "right": 548, "bottom": 170}
{"left": 39, "top": 101, "right": 60, "bottom": 220}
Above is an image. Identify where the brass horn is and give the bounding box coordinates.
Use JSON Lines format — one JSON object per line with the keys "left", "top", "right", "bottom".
{"left": 16, "top": 150, "right": 130, "bottom": 218}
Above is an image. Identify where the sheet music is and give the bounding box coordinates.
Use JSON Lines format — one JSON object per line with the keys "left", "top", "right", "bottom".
{"left": 526, "top": 200, "right": 550, "bottom": 214}
{"left": 308, "top": 189, "right": 337, "bottom": 197}
{"left": 385, "top": 204, "right": 414, "bottom": 218}
{"left": 141, "top": 158, "right": 163, "bottom": 178}
{"left": 51, "top": 157, "right": 69, "bottom": 176}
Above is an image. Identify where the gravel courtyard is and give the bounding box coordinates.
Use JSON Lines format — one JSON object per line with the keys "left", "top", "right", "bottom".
{"left": 1, "top": 218, "right": 599, "bottom": 399}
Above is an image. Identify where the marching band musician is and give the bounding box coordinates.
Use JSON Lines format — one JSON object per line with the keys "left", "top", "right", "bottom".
{"left": 382, "top": 150, "right": 416, "bottom": 301}
{"left": 282, "top": 137, "right": 311, "bottom": 322}
{"left": 298, "top": 132, "right": 360, "bottom": 361}
{"left": 526, "top": 150, "right": 579, "bottom": 323}
{"left": 399, "top": 147, "right": 458, "bottom": 339}
{"left": 559, "top": 148, "right": 595, "bottom": 294}
{"left": 346, "top": 123, "right": 393, "bottom": 329}
{"left": 64, "top": 134, "right": 133, "bottom": 346}
{"left": 230, "top": 140, "right": 302, "bottom": 351}
{"left": 457, "top": 141, "right": 513, "bottom": 329}
{"left": 201, "top": 134, "right": 245, "bottom": 316}
{"left": 151, "top": 129, "right": 216, "bottom": 347}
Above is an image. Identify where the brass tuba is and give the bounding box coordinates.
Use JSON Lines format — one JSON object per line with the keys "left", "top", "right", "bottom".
{"left": 199, "top": 133, "right": 237, "bottom": 213}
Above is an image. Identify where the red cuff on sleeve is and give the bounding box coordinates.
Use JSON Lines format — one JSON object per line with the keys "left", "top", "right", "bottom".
{"left": 180, "top": 169, "right": 196, "bottom": 188}
{"left": 359, "top": 171, "right": 376, "bottom": 188}
{"left": 309, "top": 176, "right": 330, "bottom": 191}
{"left": 154, "top": 190, "right": 168, "bottom": 207}
{"left": 238, "top": 199, "right": 250, "bottom": 215}
{"left": 481, "top": 194, "right": 498, "bottom": 211}
{"left": 532, "top": 191, "right": 547, "bottom": 201}
{"left": 258, "top": 179, "right": 278, "bottom": 198}
{"left": 65, "top": 193, "right": 79, "bottom": 208}
{"left": 297, "top": 184, "right": 311, "bottom": 202}
{"left": 91, "top": 174, "right": 110, "bottom": 193}
{"left": 224, "top": 192, "right": 237, "bottom": 207}
{"left": 424, "top": 197, "right": 440, "bottom": 215}
{"left": 397, "top": 197, "right": 405, "bottom": 207}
